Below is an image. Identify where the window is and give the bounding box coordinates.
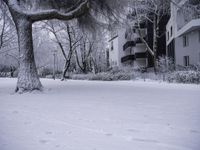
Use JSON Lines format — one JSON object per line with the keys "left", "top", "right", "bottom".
{"left": 184, "top": 56, "right": 189, "bottom": 66}
{"left": 125, "top": 32, "right": 128, "bottom": 39}
{"left": 170, "top": 26, "right": 173, "bottom": 37}
{"left": 111, "top": 41, "right": 114, "bottom": 51}
{"left": 183, "top": 35, "right": 189, "bottom": 47}
{"left": 199, "top": 52, "right": 200, "bottom": 62}
{"left": 167, "top": 31, "right": 170, "bottom": 41}
{"left": 199, "top": 30, "right": 200, "bottom": 42}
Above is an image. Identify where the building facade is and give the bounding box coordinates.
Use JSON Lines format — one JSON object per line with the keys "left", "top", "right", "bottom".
{"left": 166, "top": 0, "right": 200, "bottom": 66}
{"left": 108, "top": 23, "right": 148, "bottom": 68}
{"left": 108, "top": 18, "right": 169, "bottom": 69}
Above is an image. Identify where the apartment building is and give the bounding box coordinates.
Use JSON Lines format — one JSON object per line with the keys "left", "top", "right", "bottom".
{"left": 166, "top": 0, "right": 200, "bottom": 66}
{"left": 108, "top": 18, "right": 169, "bottom": 69}
{"left": 108, "top": 22, "right": 148, "bottom": 68}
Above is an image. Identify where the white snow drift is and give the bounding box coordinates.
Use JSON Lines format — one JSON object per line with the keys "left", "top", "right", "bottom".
{"left": 0, "top": 78, "right": 200, "bottom": 150}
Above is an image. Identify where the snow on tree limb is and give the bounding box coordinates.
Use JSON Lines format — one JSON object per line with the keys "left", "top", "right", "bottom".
{"left": 5, "top": 0, "right": 89, "bottom": 22}
{"left": 30, "top": 1, "right": 89, "bottom": 22}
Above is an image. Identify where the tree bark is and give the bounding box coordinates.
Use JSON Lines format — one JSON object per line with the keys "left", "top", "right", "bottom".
{"left": 153, "top": 14, "right": 158, "bottom": 74}
{"left": 62, "top": 60, "right": 71, "bottom": 80}
{"left": 15, "top": 17, "right": 42, "bottom": 92}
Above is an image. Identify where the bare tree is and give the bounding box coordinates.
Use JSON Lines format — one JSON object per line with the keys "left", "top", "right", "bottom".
{"left": 1, "top": 0, "right": 123, "bottom": 92}
{"left": 42, "top": 21, "right": 82, "bottom": 80}
{"left": 90, "top": 31, "right": 108, "bottom": 74}
{"left": 0, "top": 2, "right": 17, "bottom": 53}
{"left": 0, "top": 2, "right": 18, "bottom": 77}
{"left": 75, "top": 34, "right": 94, "bottom": 74}
{"left": 128, "top": 0, "right": 170, "bottom": 73}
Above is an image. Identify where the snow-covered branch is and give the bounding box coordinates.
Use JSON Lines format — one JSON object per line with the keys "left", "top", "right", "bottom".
{"left": 5, "top": 0, "right": 89, "bottom": 22}
{"left": 30, "top": 0, "right": 89, "bottom": 22}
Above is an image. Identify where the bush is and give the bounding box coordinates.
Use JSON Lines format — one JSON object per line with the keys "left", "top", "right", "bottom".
{"left": 176, "top": 64, "right": 200, "bottom": 71}
{"left": 0, "top": 65, "right": 17, "bottom": 77}
{"left": 69, "top": 67, "right": 135, "bottom": 81}
{"left": 70, "top": 74, "right": 92, "bottom": 80}
{"left": 89, "top": 72, "right": 133, "bottom": 81}
{"left": 157, "top": 56, "right": 175, "bottom": 73}
{"left": 39, "top": 68, "right": 53, "bottom": 77}
{"left": 167, "top": 71, "right": 200, "bottom": 84}
{"left": 98, "top": 67, "right": 134, "bottom": 81}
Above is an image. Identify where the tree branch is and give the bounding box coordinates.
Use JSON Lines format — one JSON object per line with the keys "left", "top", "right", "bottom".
{"left": 30, "top": 0, "right": 89, "bottom": 22}
{"left": 4, "top": 0, "right": 89, "bottom": 22}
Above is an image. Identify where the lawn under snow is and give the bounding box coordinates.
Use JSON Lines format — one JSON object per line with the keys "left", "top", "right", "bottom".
{"left": 0, "top": 78, "right": 200, "bottom": 150}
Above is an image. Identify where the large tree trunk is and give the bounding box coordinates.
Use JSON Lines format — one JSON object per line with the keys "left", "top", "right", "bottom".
{"left": 153, "top": 14, "right": 158, "bottom": 74}
{"left": 15, "top": 18, "right": 42, "bottom": 93}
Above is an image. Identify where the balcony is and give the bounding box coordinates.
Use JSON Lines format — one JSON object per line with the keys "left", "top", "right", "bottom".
{"left": 123, "top": 41, "right": 135, "bottom": 51}
{"left": 121, "top": 55, "right": 135, "bottom": 63}
{"left": 177, "top": 3, "right": 200, "bottom": 33}
{"left": 135, "top": 22, "right": 146, "bottom": 29}
{"left": 177, "top": 18, "right": 200, "bottom": 36}
{"left": 135, "top": 37, "right": 147, "bottom": 44}
{"left": 135, "top": 38, "right": 142, "bottom": 44}
{"left": 135, "top": 52, "right": 146, "bottom": 59}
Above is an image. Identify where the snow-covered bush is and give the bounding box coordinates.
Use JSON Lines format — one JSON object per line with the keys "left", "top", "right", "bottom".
{"left": 38, "top": 68, "right": 53, "bottom": 77}
{"left": 167, "top": 71, "right": 200, "bottom": 84}
{"left": 176, "top": 63, "right": 200, "bottom": 72}
{"left": 69, "top": 67, "right": 135, "bottom": 81}
{"left": 89, "top": 72, "right": 133, "bottom": 81}
{"left": 70, "top": 74, "right": 92, "bottom": 80}
{"left": 156, "top": 56, "right": 175, "bottom": 81}
{"left": 89, "top": 72, "right": 112, "bottom": 81}
{"left": 0, "top": 65, "right": 17, "bottom": 77}
{"left": 157, "top": 56, "right": 174, "bottom": 73}
{"left": 187, "top": 64, "right": 200, "bottom": 72}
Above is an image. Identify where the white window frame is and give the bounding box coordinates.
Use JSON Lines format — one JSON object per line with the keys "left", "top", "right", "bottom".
{"left": 183, "top": 35, "right": 189, "bottom": 47}
{"left": 167, "top": 31, "right": 169, "bottom": 41}
{"left": 111, "top": 41, "right": 114, "bottom": 51}
{"left": 199, "top": 52, "right": 200, "bottom": 62}
{"left": 184, "top": 56, "right": 189, "bottom": 66}
{"left": 199, "top": 30, "right": 200, "bottom": 42}
{"left": 170, "top": 26, "right": 173, "bottom": 37}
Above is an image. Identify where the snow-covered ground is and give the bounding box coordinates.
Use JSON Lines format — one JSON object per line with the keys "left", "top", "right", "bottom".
{"left": 0, "top": 78, "right": 200, "bottom": 150}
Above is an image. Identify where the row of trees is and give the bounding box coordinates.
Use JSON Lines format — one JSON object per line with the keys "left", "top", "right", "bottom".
{"left": 40, "top": 21, "right": 107, "bottom": 79}
{"left": 0, "top": 2, "right": 18, "bottom": 61}
{"left": 0, "top": 0, "right": 123, "bottom": 92}
{"left": 0, "top": 13, "right": 108, "bottom": 78}
{"left": 0, "top": 0, "right": 197, "bottom": 92}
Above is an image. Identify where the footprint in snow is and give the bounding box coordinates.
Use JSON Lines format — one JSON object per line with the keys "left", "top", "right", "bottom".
{"left": 39, "top": 139, "right": 48, "bottom": 144}
{"left": 127, "top": 129, "right": 140, "bottom": 133}
{"left": 131, "top": 138, "right": 159, "bottom": 143}
{"left": 105, "top": 133, "right": 113, "bottom": 137}
{"left": 12, "top": 110, "right": 19, "bottom": 114}
{"left": 55, "top": 145, "right": 60, "bottom": 148}
{"left": 24, "top": 121, "right": 31, "bottom": 125}
{"left": 190, "top": 130, "right": 200, "bottom": 134}
{"left": 45, "top": 131, "right": 53, "bottom": 135}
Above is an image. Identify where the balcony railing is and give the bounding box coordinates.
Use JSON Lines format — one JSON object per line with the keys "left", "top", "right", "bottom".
{"left": 135, "top": 37, "right": 147, "bottom": 44}
{"left": 135, "top": 22, "right": 146, "bottom": 29}
{"left": 121, "top": 52, "right": 146, "bottom": 63}
{"left": 121, "top": 55, "right": 135, "bottom": 63}
{"left": 135, "top": 52, "right": 147, "bottom": 59}
{"left": 123, "top": 41, "right": 135, "bottom": 51}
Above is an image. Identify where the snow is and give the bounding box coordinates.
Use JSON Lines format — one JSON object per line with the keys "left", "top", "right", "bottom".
{"left": 0, "top": 78, "right": 200, "bottom": 150}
